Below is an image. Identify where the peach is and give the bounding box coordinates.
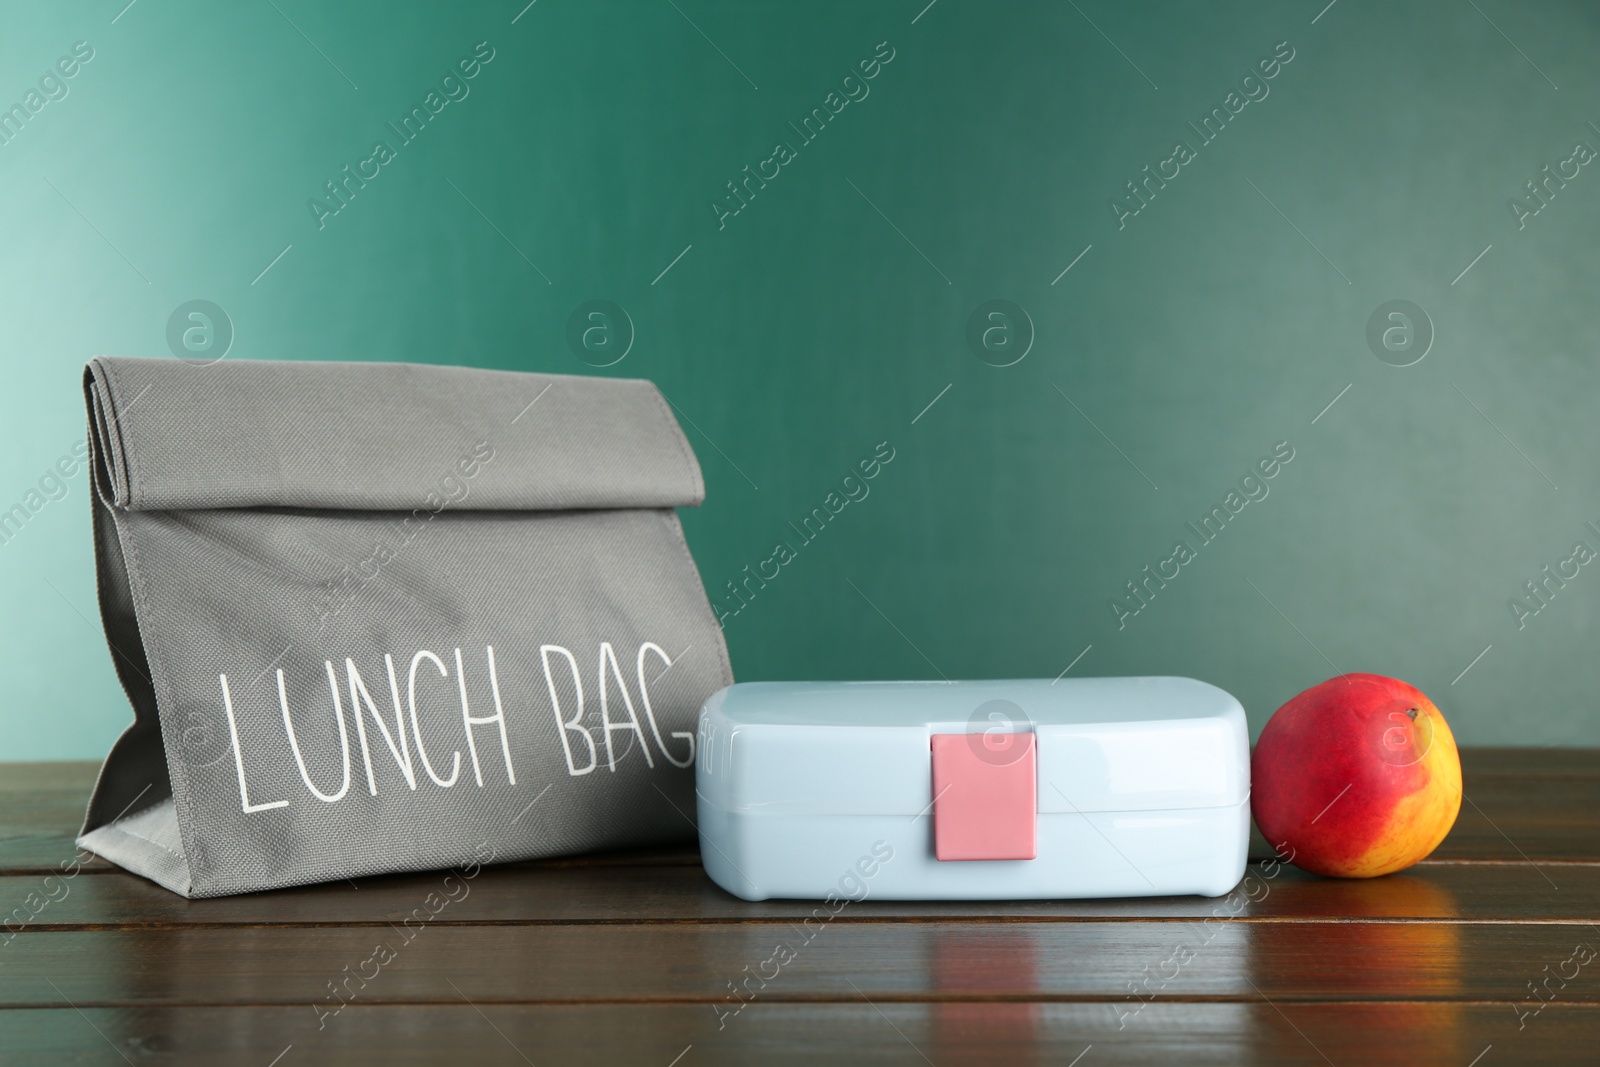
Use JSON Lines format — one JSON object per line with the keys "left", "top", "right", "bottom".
{"left": 1252, "top": 674, "right": 1461, "bottom": 878}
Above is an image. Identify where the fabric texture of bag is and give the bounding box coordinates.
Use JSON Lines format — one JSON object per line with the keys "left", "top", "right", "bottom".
{"left": 76, "top": 356, "right": 732, "bottom": 897}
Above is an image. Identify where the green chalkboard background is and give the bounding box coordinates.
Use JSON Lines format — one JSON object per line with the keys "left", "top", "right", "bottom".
{"left": 3, "top": 0, "right": 1598, "bottom": 759}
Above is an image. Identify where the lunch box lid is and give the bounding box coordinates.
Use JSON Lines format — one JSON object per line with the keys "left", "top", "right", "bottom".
{"left": 695, "top": 677, "right": 1249, "bottom": 816}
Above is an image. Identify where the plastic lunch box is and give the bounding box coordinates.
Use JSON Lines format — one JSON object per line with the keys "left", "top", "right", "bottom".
{"left": 694, "top": 678, "right": 1250, "bottom": 900}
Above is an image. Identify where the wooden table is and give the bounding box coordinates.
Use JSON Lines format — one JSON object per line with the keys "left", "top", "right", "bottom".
{"left": 3, "top": 750, "right": 1598, "bottom": 1064}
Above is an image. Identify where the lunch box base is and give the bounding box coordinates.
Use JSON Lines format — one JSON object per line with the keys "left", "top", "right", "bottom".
{"left": 697, "top": 799, "right": 1250, "bottom": 901}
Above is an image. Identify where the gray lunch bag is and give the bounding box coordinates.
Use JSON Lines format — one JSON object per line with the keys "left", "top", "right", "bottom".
{"left": 77, "top": 356, "right": 731, "bottom": 897}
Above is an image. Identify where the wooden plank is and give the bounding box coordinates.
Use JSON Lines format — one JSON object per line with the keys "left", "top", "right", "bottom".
{"left": 0, "top": 763, "right": 99, "bottom": 795}
{"left": 3, "top": 922, "right": 1599, "bottom": 1007}
{"left": 2, "top": 857, "right": 1594, "bottom": 929}
{"left": 9, "top": 755, "right": 1600, "bottom": 874}
{"left": 1433, "top": 776, "right": 1600, "bottom": 863}
{"left": 1244, "top": 774, "right": 1600, "bottom": 864}
{"left": 0, "top": 835, "right": 99, "bottom": 874}
{"left": 1461, "top": 748, "right": 1600, "bottom": 778}
{"left": 1, "top": 1001, "right": 1596, "bottom": 1065}
{"left": 1, "top": 758, "right": 1594, "bottom": 1064}
{"left": 0, "top": 762, "right": 108, "bottom": 873}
